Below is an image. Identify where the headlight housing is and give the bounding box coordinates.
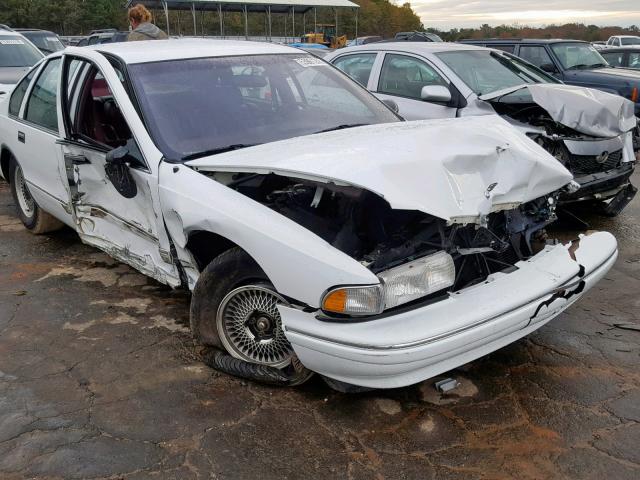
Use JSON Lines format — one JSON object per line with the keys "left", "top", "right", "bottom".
{"left": 321, "top": 251, "right": 455, "bottom": 317}
{"left": 378, "top": 251, "right": 455, "bottom": 309}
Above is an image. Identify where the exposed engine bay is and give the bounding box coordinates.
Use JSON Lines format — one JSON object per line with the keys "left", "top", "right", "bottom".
{"left": 211, "top": 172, "right": 559, "bottom": 292}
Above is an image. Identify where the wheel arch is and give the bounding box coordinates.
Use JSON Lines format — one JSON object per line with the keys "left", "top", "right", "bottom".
{"left": 185, "top": 229, "right": 244, "bottom": 272}
{"left": 0, "top": 145, "right": 14, "bottom": 182}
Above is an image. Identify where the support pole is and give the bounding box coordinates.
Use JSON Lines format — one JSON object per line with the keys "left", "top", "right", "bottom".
{"left": 267, "top": 6, "right": 272, "bottom": 41}
{"left": 218, "top": 3, "right": 223, "bottom": 37}
{"left": 244, "top": 5, "right": 248, "bottom": 39}
{"left": 292, "top": 6, "right": 295, "bottom": 42}
{"left": 354, "top": 8, "right": 358, "bottom": 41}
{"left": 314, "top": 7, "right": 317, "bottom": 33}
{"left": 162, "top": 0, "right": 170, "bottom": 36}
{"left": 200, "top": 9, "right": 204, "bottom": 37}
{"left": 335, "top": 8, "right": 338, "bottom": 37}
{"left": 192, "top": 3, "right": 197, "bottom": 36}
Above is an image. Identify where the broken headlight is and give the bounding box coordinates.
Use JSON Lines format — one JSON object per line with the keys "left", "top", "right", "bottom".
{"left": 378, "top": 251, "right": 455, "bottom": 309}
{"left": 321, "top": 251, "right": 455, "bottom": 317}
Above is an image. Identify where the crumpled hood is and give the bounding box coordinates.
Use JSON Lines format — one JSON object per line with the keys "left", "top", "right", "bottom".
{"left": 133, "top": 22, "right": 165, "bottom": 39}
{"left": 482, "top": 83, "right": 637, "bottom": 138}
{"left": 187, "top": 116, "right": 572, "bottom": 223}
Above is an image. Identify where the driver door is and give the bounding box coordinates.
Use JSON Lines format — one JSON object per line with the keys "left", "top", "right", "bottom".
{"left": 373, "top": 53, "right": 457, "bottom": 120}
{"left": 60, "top": 55, "right": 180, "bottom": 287}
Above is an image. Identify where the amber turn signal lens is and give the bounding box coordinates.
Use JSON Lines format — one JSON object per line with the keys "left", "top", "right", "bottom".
{"left": 322, "top": 289, "right": 347, "bottom": 313}
{"left": 631, "top": 87, "right": 639, "bottom": 103}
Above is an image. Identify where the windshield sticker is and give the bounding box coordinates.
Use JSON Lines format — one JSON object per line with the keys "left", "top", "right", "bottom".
{"left": 46, "top": 37, "right": 58, "bottom": 42}
{"left": 0, "top": 39, "right": 25, "bottom": 45}
{"left": 294, "top": 57, "right": 327, "bottom": 67}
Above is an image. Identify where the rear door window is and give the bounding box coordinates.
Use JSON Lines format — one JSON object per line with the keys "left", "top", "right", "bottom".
{"left": 25, "top": 57, "right": 61, "bottom": 131}
{"left": 9, "top": 69, "right": 36, "bottom": 116}
{"left": 493, "top": 45, "right": 515, "bottom": 54}
{"left": 332, "top": 53, "right": 377, "bottom": 86}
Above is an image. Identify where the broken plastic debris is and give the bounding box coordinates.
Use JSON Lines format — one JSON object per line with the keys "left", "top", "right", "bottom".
{"left": 435, "top": 378, "right": 460, "bottom": 393}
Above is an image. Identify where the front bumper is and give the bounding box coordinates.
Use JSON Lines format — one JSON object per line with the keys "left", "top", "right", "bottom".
{"left": 560, "top": 162, "right": 635, "bottom": 203}
{"left": 279, "top": 232, "right": 618, "bottom": 389}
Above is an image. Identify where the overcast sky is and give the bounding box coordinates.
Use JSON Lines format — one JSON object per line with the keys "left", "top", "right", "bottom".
{"left": 411, "top": 0, "right": 640, "bottom": 29}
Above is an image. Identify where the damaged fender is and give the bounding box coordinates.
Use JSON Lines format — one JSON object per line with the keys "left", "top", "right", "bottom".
{"left": 158, "top": 162, "right": 378, "bottom": 307}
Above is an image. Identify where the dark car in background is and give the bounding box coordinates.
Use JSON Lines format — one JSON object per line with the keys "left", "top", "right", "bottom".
{"left": 601, "top": 47, "right": 640, "bottom": 70}
{"left": 460, "top": 39, "right": 640, "bottom": 115}
{"left": 394, "top": 31, "right": 442, "bottom": 42}
{"left": 14, "top": 29, "right": 65, "bottom": 54}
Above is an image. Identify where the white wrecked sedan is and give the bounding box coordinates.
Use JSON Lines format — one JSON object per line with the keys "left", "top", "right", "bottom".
{"left": 326, "top": 43, "right": 639, "bottom": 217}
{"left": 0, "top": 40, "right": 618, "bottom": 390}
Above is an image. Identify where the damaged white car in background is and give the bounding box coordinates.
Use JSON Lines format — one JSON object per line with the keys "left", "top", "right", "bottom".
{"left": 326, "top": 43, "right": 639, "bottom": 217}
{"left": 0, "top": 40, "right": 618, "bottom": 391}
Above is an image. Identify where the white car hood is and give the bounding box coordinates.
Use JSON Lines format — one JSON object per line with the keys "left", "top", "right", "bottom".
{"left": 481, "top": 83, "right": 637, "bottom": 138}
{"left": 187, "top": 116, "right": 572, "bottom": 223}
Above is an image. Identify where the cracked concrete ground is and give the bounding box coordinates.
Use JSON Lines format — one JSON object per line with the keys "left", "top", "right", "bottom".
{"left": 1, "top": 176, "right": 639, "bottom": 480}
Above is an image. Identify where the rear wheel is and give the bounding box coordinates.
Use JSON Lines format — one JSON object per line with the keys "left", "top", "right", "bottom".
{"left": 9, "top": 157, "right": 63, "bottom": 234}
{"left": 190, "top": 247, "right": 313, "bottom": 385}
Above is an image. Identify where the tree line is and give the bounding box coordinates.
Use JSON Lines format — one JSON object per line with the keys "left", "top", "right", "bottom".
{"left": 0, "top": 0, "right": 422, "bottom": 38}
{"left": 427, "top": 23, "right": 640, "bottom": 43}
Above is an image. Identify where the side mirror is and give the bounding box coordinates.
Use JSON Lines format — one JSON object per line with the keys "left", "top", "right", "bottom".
{"left": 539, "top": 63, "right": 557, "bottom": 73}
{"left": 381, "top": 98, "right": 400, "bottom": 113}
{"left": 105, "top": 145, "right": 130, "bottom": 165}
{"left": 104, "top": 146, "right": 137, "bottom": 198}
{"left": 420, "top": 85, "right": 452, "bottom": 103}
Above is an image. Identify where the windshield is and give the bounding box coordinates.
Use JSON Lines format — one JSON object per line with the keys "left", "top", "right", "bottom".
{"left": 550, "top": 42, "right": 607, "bottom": 70}
{"left": 0, "top": 35, "right": 43, "bottom": 67}
{"left": 129, "top": 54, "right": 399, "bottom": 161}
{"left": 23, "top": 32, "right": 65, "bottom": 54}
{"left": 621, "top": 37, "right": 640, "bottom": 46}
{"left": 436, "top": 50, "right": 556, "bottom": 96}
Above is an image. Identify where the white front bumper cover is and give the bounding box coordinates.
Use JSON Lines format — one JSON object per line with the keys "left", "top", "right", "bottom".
{"left": 279, "top": 232, "right": 618, "bottom": 389}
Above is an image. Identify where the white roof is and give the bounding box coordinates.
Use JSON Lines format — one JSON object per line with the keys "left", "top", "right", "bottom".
{"left": 335, "top": 42, "right": 490, "bottom": 56}
{"left": 82, "top": 38, "right": 302, "bottom": 64}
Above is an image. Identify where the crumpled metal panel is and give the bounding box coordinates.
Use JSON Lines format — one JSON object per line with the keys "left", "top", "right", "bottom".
{"left": 188, "top": 115, "right": 573, "bottom": 224}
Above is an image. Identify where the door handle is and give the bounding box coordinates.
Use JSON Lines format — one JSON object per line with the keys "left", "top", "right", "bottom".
{"left": 18, "top": 131, "right": 25, "bottom": 143}
{"left": 65, "top": 154, "right": 91, "bottom": 165}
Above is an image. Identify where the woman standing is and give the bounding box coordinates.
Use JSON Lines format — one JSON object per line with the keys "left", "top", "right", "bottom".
{"left": 127, "top": 4, "right": 168, "bottom": 41}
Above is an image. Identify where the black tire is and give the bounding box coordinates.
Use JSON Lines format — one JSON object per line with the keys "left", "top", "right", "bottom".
{"left": 190, "top": 247, "right": 313, "bottom": 385}
{"left": 9, "top": 157, "right": 63, "bottom": 234}
{"left": 190, "top": 247, "right": 268, "bottom": 349}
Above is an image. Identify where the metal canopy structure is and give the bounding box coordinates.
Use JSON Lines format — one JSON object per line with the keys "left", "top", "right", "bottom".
{"left": 125, "top": 0, "right": 359, "bottom": 40}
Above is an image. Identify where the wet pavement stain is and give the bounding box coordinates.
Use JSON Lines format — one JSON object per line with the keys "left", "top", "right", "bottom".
{"left": 1, "top": 177, "right": 639, "bottom": 479}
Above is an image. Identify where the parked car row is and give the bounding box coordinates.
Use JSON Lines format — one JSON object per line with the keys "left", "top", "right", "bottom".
{"left": 0, "top": 37, "right": 630, "bottom": 392}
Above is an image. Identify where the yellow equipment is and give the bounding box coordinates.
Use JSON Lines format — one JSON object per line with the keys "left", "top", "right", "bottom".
{"left": 301, "top": 24, "right": 347, "bottom": 49}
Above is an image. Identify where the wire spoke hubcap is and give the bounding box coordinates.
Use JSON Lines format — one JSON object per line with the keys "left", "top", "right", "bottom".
{"left": 217, "top": 285, "right": 294, "bottom": 368}
{"left": 14, "top": 165, "right": 35, "bottom": 219}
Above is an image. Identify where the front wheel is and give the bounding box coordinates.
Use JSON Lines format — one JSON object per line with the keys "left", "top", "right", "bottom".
{"left": 9, "top": 157, "right": 63, "bottom": 234}
{"left": 190, "top": 247, "right": 313, "bottom": 385}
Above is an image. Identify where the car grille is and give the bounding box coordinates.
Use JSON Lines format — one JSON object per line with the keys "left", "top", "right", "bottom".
{"left": 569, "top": 149, "right": 623, "bottom": 175}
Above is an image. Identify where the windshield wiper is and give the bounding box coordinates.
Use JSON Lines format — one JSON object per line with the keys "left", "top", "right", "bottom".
{"left": 313, "top": 123, "right": 369, "bottom": 134}
{"left": 181, "top": 143, "right": 258, "bottom": 161}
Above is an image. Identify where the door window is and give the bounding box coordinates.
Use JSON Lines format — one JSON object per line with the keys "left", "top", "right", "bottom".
{"left": 8, "top": 69, "right": 36, "bottom": 117}
{"left": 378, "top": 54, "right": 447, "bottom": 99}
{"left": 332, "top": 53, "right": 377, "bottom": 86}
{"left": 629, "top": 53, "right": 640, "bottom": 69}
{"left": 602, "top": 52, "right": 625, "bottom": 67}
{"left": 518, "top": 46, "right": 554, "bottom": 69}
{"left": 24, "top": 58, "right": 60, "bottom": 131}
{"left": 64, "top": 57, "right": 144, "bottom": 165}
{"left": 493, "top": 45, "right": 515, "bottom": 54}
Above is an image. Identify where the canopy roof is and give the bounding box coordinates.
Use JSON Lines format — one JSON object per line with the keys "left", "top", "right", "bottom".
{"left": 126, "top": 0, "right": 359, "bottom": 14}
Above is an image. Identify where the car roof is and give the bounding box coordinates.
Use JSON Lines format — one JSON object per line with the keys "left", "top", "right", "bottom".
{"left": 0, "top": 29, "right": 24, "bottom": 37}
{"left": 333, "top": 41, "right": 489, "bottom": 55}
{"left": 85, "top": 38, "right": 305, "bottom": 64}
{"left": 602, "top": 46, "right": 640, "bottom": 52}
{"left": 613, "top": 35, "right": 640, "bottom": 38}
{"left": 459, "top": 38, "right": 586, "bottom": 44}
